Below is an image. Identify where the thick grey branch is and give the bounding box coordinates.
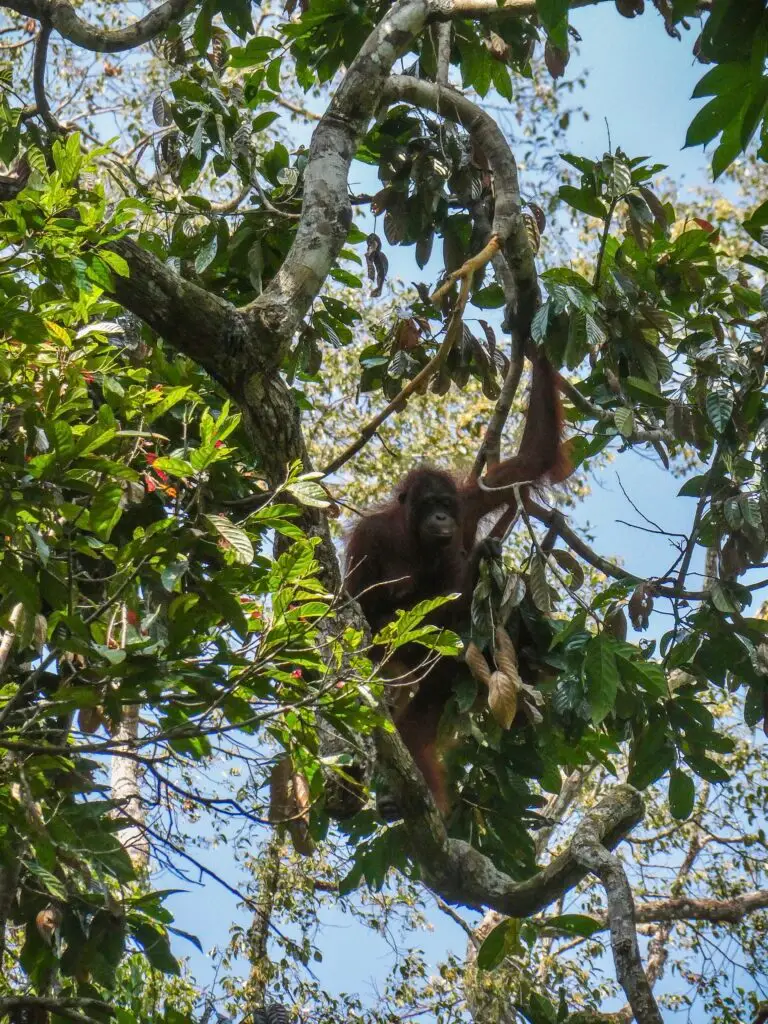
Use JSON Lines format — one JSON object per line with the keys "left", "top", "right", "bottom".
{"left": 107, "top": 239, "right": 256, "bottom": 393}
{"left": 376, "top": 722, "right": 644, "bottom": 917}
{"left": 572, "top": 804, "right": 663, "bottom": 1024}
{"left": 246, "top": 0, "right": 433, "bottom": 357}
{"left": 385, "top": 74, "right": 539, "bottom": 322}
{"left": 1, "top": 0, "right": 196, "bottom": 52}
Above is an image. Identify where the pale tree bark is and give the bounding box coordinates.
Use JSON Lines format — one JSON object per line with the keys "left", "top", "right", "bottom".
{"left": 110, "top": 704, "right": 149, "bottom": 871}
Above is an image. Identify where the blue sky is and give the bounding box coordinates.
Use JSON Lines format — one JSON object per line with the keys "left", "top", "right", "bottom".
{"left": 157, "top": 3, "right": 751, "bottom": 1015}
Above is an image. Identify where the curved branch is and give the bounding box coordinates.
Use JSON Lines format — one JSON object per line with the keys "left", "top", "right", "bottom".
{"left": 31, "top": 20, "right": 62, "bottom": 132}
{"left": 383, "top": 75, "right": 525, "bottom": 247}
{"left": 375, "top": 716, "right": 644, "bottom": 915}
{"left": 475, "top": 336, "right": 525, "bottom": 473}
{"left": 558, "top": 376, "right": 676, "bottom": 447}
{"left": 319, "top": 72, "right": 533, "bottom": 477}
{"left": 1, "top": 0, "right": 196, "bottom": 52}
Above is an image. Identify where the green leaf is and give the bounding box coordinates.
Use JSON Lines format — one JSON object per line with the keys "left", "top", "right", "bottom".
{"left": 624, "top": 375, "right": 666, "bottom": 407}
{"left": 85, "top": 256, "right": 115, "bottom": 292}
{"left": 691, "top": 62, "right": 751, "bottom": 99}
{"left": 51, "top": 419, "right": 75, "bottom": 462}
{"left": 531, "top": 302, "right": 550, "bottom": 344}
{"left": 130, "top": 921, "right": 180, "bottom": 974}
{"left": 529, "top": 554, "right": 551, "bottom": 613}
{"left": 167, "top": 925, "right": 204, "bottom": 953}
{"left": 685, "top": 91, "right": 745, "bottom": 147}
{"left": 628, "top": 725, "right": 675, "bottom": 789}
{"left": 195, "top": 229, "right": 219, "bottom": 274}
{"left": 491, "top": 60, "right": 513, "bottom": 102}
{"left": 471, "top": 283, "right": 506, "bottom": 309}
{"left": 285, "top": 479, "right": 330, "bottom": 508}
{"left": 536, "top": 0, "right": 569, "bottom": 47}
{"left": 617, "top": 656, "right": 668, "bottom": 697}
{"left": 564, "top": 309, "right": 587, "bottom": 369}
{"left": 54, "top": 131, "right": 83, "bottom": 184}
{"left": 205, "top": 514, "right": 254, "bottom": 565}
{"left": 99, "top": 248, "right": 130, "bottom": 277}
{"left": 252, "top": 110, "right": 280, "bottom": 132}
{"left": 527, "top": 992, "right": 558, "bottom": 1024}
{"left": 145, "top": 385, "right": 193, "bottom": 423}
{"left": 229, "top": 35, "right": 281, "bottom": 67}
{"left": 153, "top": 456, "right": 195, "bottom": 478}
{"left": 706, "top": 389, "right": 733, "bottom": 433}
{"left": 709, "top": 581, "right": 741, "bottom": 614}
{"left": 584, "top": 312, "right": 605, "bottom": 349}
{"left": 558, "top": 185, "right": 607, "bottom": 220}
{"left": 584, "top": 636, "right": 619, "bottom": 724}
{"left": 678, "top": 475, "right": 708, "bottom": 498}
{"left": 614, "top": 407, "right": 634, "bottom": 438}
{"left": 541, "top": 914, "right": 602, "bottom": 938}
{"left": 477, "top": 918, "right": 519, "bottom": 970}
{"left": 668, "top": 768, "right": 695, "bottom": 820}
{"left": 90, "top": 484, "right": 123, "bottom": 540}
{"left": 684, "top": 751, "right": 730, "bottom": 784}
{"left": 536, "top": 0, "right": 569, "bottom": 30}
{"left": 161, "top": 561, "right": 188, "bottom": 592}
{"left": 712, "top": 112, "right": 748, "bottom": 180}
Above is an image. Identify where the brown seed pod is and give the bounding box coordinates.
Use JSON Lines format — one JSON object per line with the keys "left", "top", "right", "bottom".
{"left": 604, "top": 605, "right": 628, "bottom": 642}
{"left": 269, "top": 756, "right": 315, "bottom": 857}
{"left": 78, "top": 706, "right": 105, "bottom": 735}
{"left": 523, "top": 211, "right": 541, "bottom": 255}
{"left": 544, "top": 40, "right": 569, "bottom": 79}
{"left": 628, "top": 583, "right": 653, "bottom": 631}
{"left": 528, "top": 202, "right": 546, "bottom": 234}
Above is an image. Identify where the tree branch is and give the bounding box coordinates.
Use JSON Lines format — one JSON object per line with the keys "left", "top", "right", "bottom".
{"left": 375, "top": 716, "right": 644, "bottom": 916}
{"left": 571, "top": 805, "right": 663, "bottom": 1024}
{"left": 1, "top": 0, "right": 196, "bottom": 52}
{"left": 31, "top": 19, "right": 62, "bottom": 132}
{"left": 526, "top": 500, "right": 642, "bottom": 584}
{"left": 105, "top": 239, "right": 255, "bottom": 392}
{"left": 633, "top": 889, "right": 768, "bottom": 925}
{"left": 244, "top": 0, "right": 547, "bottom": 366}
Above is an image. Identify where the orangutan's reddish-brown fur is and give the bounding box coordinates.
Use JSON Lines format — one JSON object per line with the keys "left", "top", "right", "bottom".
{"left": 345, "top": 354, "right": 569, "bottom": 814}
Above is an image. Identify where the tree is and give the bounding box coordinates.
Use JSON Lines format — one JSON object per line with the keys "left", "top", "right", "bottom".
{"left": 1, "top": 0, "right": 768, "bottom": 1021}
